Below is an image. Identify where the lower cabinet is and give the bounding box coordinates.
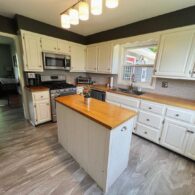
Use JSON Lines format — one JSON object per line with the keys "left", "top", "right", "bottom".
{"left": 27, "top": 89, "right": 51, "bottom": 126}
{"left": 160, "top": 119, "right": 189, "bottom": 154}
{"left": 161, "top": 119, "right": 195, "bottom": 160}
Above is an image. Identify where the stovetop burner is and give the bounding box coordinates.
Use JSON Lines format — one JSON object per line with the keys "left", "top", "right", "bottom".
{"left": 42, "top": 82, "right": 76, "bottom": 90}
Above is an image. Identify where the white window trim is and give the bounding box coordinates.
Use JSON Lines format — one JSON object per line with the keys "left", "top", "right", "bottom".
{"left": 117, "top": 39, "right": 158, "bottom": 89}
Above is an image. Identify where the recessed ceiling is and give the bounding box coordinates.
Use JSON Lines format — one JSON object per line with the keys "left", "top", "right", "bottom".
{"left": 0, "top": 0, "right": 195, "bottom": 36}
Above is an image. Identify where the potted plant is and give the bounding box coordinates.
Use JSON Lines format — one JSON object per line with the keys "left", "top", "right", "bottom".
{"left": 83, "top": 86, "right": 91, "bottom": 105}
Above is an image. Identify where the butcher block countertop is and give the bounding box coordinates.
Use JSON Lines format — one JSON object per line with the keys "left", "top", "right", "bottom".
{"left": 108, "top": 90, "right": 195, "bottom": 111}
{"left": 55, "top": 94, "right": 137, "bottom": 129}
{"left": 25, "top": 86, "right": 49, "bottom": 92}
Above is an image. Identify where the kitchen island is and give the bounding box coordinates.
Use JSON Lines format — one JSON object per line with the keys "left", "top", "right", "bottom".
{"left": 55, "top": 95, "right": 136, "bottom": 192}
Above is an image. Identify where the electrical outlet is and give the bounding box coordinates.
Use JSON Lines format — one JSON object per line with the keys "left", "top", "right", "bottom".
{"left": 162, "top": 81, "right": 168, "bottom": 88}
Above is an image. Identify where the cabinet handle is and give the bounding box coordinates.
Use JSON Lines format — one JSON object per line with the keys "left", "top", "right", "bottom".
{"left": 146, "top": 119, "right": 150, "bottom": 122}
{"left": 46, "top": 103, "right": 50, "bottom": 106}
{"left": 121, "top": 126, "right": 127, "bottom": 132}
{"left": 175, "top": 114, "right": 179, "bottom": 117}
{"left": 144, "top": 131, "right": 147, "bottom": 134}
{"left": 186, "top": 130, "right": 194, "bottom": 134}
{"left": 148, "top": 107, "right": 152, "bottom": 110}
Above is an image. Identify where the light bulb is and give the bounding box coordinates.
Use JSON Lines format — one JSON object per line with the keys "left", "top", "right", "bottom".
{"left": 69, "top": 8, "right": 79, "bottom": 25}
{"left": 91, "top": 0, "right": 102, "bottom": 15}
{"left": 106, "top": 0, "right": 119, "bottom": 9}
{"left": 79, "top": 1, "right": 89, "bottom": 21}
{"left": 61, "top": 14, "right": 70, "bottom": 29}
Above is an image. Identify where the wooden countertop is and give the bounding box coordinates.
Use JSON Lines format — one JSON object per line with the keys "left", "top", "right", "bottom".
{"left": 55, "top": 94, "right": 137, "bottom": 130}
{"left": 108, "top": 90, "right": 195, "bottom": 111}
{"left": 25, "top": 86, "right": 49, "bottom": 92}
{"left": 76, "top": 84, "right": 111, "bottom": 92}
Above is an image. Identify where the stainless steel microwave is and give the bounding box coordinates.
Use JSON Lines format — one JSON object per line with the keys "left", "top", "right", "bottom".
{"left": 43, "top": 52, "right": 71, "bottom": 71}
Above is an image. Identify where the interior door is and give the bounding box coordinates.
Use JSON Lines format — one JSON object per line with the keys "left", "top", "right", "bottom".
{"left": 97, "top": 44, "right": 112, "bottom": 73}
{"left": 160, "top": 119, "right": 189, "bottom": 154}
{"left": 24, "top": 34, "right": 43, "bottom": 72}
{"left": 155, "top": 30, "right": 194, "bottom": 77}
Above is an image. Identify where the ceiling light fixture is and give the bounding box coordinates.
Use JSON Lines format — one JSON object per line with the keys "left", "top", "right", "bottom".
{"left": 91, "top": 0, "right": 103, "bottom": 15}
{"left": 60, "top": 0, "right": 119, "bottom": 29}
{"left": 106, "top": 0, "right": 119, "bottom": 9}
{"left": 61, "top": 14, "right": 70, "bottom": 29}
{"left": 79, "top": 1, "right": 89, "bottom": 21}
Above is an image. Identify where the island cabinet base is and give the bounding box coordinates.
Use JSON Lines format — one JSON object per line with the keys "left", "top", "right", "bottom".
{"left": 56, "top": 103, "right": 134, "bottom": 192}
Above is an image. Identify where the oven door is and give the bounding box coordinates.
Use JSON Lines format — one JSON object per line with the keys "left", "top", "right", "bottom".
{"left": 43, "top": 53, "right": 66, "bottom": 70}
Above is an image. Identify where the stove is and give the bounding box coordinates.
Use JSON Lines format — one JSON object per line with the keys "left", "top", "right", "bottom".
{"left": 41, "top": 75, "right": 76, "bottom": 122}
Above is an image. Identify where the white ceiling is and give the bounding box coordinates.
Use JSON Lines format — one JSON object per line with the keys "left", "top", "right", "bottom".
{"left": 0, "top": 0, "right": 195, "bottom": 36}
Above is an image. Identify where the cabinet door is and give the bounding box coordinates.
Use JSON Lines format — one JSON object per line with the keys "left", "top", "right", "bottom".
{"left": 155, "top": 30, "right": 194, "bottom": 77}
{"left": 86, "top": 46, "right": 97, "bottom": 72}
{"left": 97, "top": 44, "right": 112, "bottom": 73}
{"left": 35, "top": 100, "right": 51, "bottom": 124}
{"left": 185, "top": 129, "right": 195, "bottom": 160}
{"left": 58, "top": 40, "right": 71, "bottom": 54}
{"left": 71, "top": 44, "right": 86, "bottom": 72}
{"left": 23, "top": 34, "right": 43, "bottom": 72}
{"left": 160, "top": 119, "right": 188, "bottom": 154}
{"left": 41, "top": 37, "right": 58, "bottom": 53}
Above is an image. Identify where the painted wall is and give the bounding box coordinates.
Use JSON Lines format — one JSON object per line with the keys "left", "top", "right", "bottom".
{"left": 0, "top": 44, "right": 14, "bottom": 77}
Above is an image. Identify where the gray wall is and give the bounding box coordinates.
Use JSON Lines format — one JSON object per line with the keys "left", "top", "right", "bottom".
{"left": 0, "top": 44, "right": 14, "bottom": 77}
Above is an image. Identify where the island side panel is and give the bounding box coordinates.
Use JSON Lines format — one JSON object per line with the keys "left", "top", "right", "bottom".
{"left": 105, "top": 118, "right": 134, "bottom": 191}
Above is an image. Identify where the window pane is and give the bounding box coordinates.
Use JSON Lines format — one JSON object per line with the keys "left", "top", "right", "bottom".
{"left": 134, "top": 66, "right": 153, "bottom": 83}
{"left": 125, "top": 46, "right": 157, "bottom": 66}
{"left": 122, "top": 66, "right": 131, "bottom": 80}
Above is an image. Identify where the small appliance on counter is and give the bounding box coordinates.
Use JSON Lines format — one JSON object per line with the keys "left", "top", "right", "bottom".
{"left": 76, "top": 76, "right": 93, "bottom": 85}
{"left": 26, "top": 73, "right": 41, "bottom": 87}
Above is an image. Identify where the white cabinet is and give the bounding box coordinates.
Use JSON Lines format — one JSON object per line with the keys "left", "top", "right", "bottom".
{"left": 22, "top": 33, "right": 43, "bottom": 72}
{"left": 86, "top": 45, "right": 98, "bottom": 72}
{"left": 27, "top": 90, "right": 51, "bottom": 126}
{"left": 185, "top": 130, "right": 195, "bottom": 160}
{"left": 97, "top": 43, "right": 112, "bottom": 73}
{"left": 71, "top": 44, "right": 86, "bottom": 72}
{"left": 86, "top": 43, "right": 117, "bottom": 74}
{"left": 41, "top": 37, "right": 71, "bottom": 54}
{"left": 155, "top": 30, "right": 195, "bottom": 78}
{"left": 160, "top": 119, "right": 189, "bottom": 154}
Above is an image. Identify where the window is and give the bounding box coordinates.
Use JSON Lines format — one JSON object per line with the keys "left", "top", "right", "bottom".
{"left": 118, "top": 43, "right": 158, "bottom": 88}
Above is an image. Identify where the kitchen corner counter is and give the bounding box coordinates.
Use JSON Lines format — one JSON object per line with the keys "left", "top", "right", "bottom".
{"left": 55, "top": 94, "right": 136, "bottom": 129}
{"left": 108, "top": 89, "right": 195, "bottom": 111}
{"left": 25, "top": 86, "right": 49, "bottom": 92}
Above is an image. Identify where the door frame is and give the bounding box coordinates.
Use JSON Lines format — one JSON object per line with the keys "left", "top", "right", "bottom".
{"left": 0, "top": 32, "right": 28, "bottom": 118}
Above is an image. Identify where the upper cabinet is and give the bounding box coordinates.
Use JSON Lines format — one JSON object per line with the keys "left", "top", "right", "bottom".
{"left": 86, "top": 43, "right": 118, "bottom": 74}
{"left": 70, "top": 44, "right": 86, "bottom": 72}
{"left": 22, "top": 33, "right": 43, "bottom": 72}
{"left": 41, "top": 37, "right": 71, "bottom": 54}
{"left": 155, "top": 30, "right": 195, "bottom": 79}
{"left": 86, "top": 45, "right": 98, "bottom": 72}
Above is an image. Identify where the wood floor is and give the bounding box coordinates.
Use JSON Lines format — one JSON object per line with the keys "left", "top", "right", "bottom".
{"left": 0, "top": 106, "right": 194, "bottom": 195}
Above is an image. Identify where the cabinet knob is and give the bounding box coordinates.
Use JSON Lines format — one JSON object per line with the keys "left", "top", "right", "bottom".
{"left": 121, "top": 126, "right": 127, "bottom": 132}
{"left": 186, "top": 130, "right": 194, "bottom": 134}
{"left": 175, "top": 114, "right": 179, "bottom": 117}
{"left": 148, "top": 107, "right": 152, "bottom": 110}
{"left": 146, "top": 119, "right": 150, "bottom": 122}
{"left": 144, "top": 131, "right": 147, "bottom": 134}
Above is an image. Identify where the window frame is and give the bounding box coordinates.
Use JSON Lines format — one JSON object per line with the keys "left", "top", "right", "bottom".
{"left": 117, "top": 42, "right": 158, "bottom": 89}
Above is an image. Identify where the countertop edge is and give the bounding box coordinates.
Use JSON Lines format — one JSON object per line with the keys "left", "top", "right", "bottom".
{"left": 55, "top": 99, "right": 136, "bottom": 130}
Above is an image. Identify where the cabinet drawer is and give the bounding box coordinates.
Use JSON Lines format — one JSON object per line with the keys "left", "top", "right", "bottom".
{"left": 136, "top": 123, "right": 160, "bottom": 143}
{"left": 140, "top": 100, "right": 164, "bottom": 115}
{"left": 33, "top": 91, "right": 50, "bottom": 101}
{"left": 138, "top": 111, "right": 163, "bottom": 129}
{"left": 166, "top": 107, "right": 193, "bottom": 123}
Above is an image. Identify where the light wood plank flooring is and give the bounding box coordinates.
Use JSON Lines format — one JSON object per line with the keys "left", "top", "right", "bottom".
{"left": 0, "top": 106, "right": 194, "bottom": 195}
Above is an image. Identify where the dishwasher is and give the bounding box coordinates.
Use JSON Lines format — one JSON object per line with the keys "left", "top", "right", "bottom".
{"left": 90, "top": 89, "right": 106, "bottom": 101}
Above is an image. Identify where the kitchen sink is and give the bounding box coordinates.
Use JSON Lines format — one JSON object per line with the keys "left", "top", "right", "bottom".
{"left": 117, "top": 88, "right": 144, "bottom": 96}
